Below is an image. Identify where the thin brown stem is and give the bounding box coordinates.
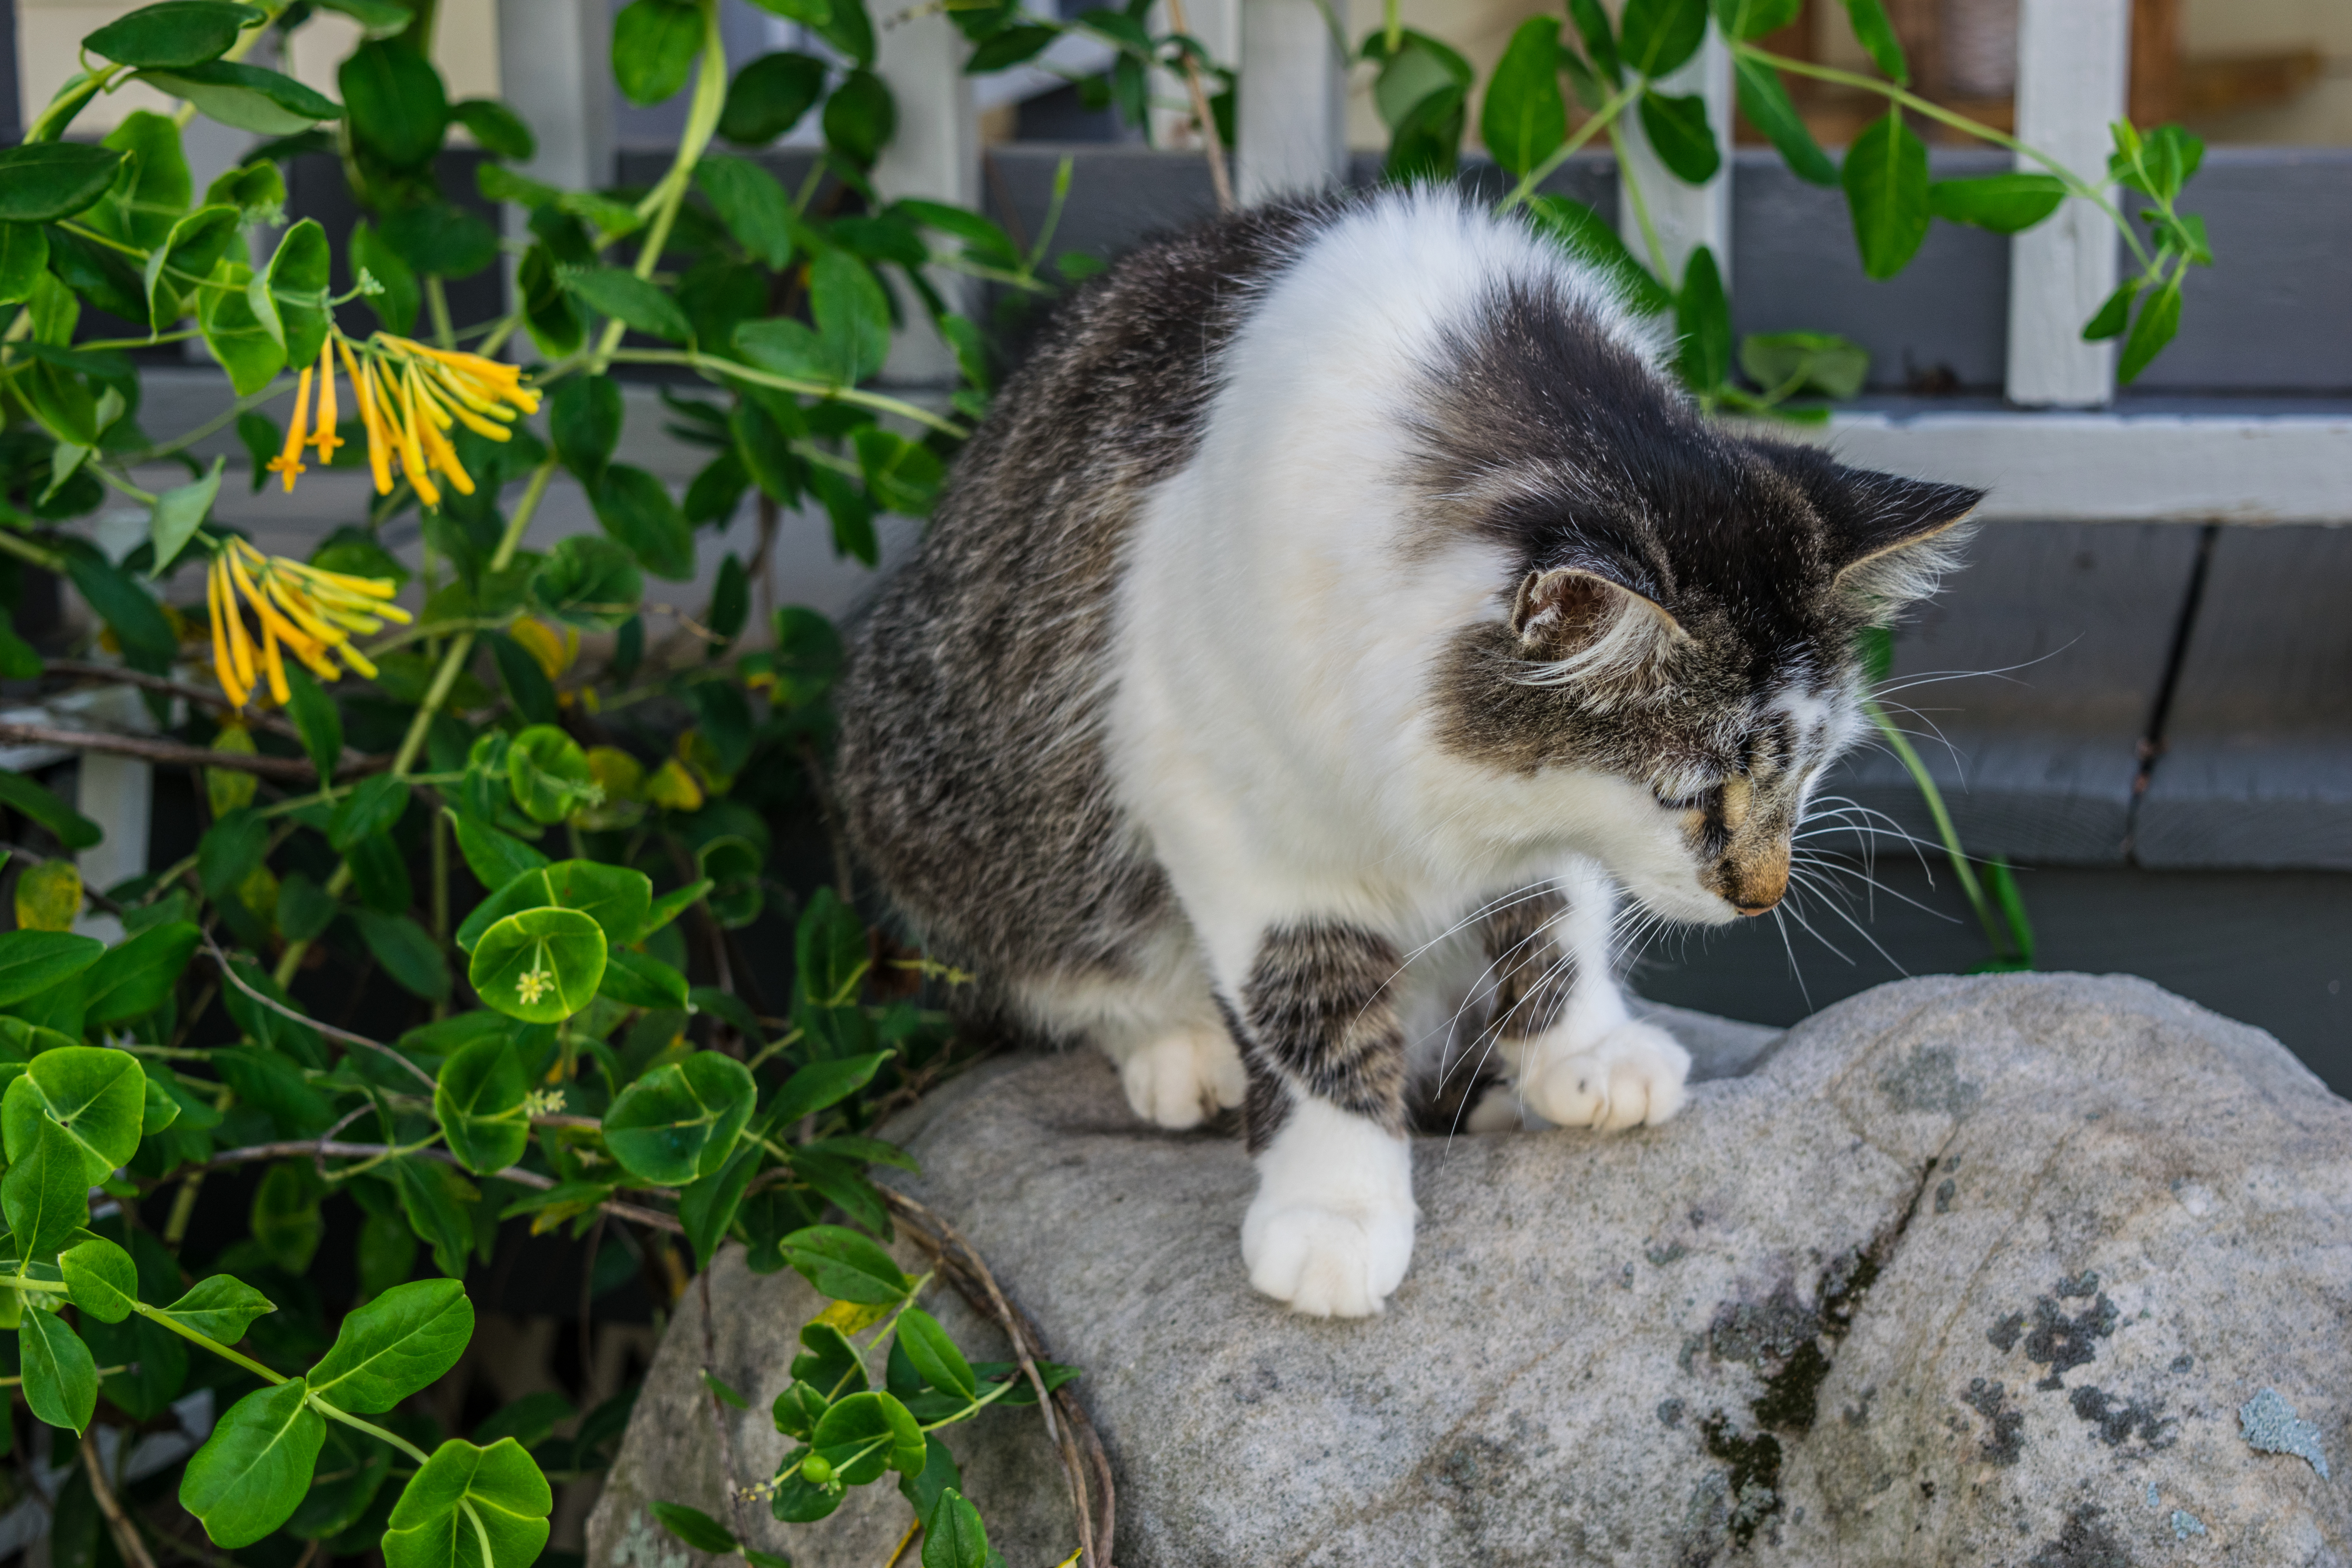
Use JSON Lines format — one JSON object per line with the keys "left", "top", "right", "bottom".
{"left": 200, "top": 933, "right": 439, "bottom": 1090}
{"left": 80, "top": 1430, "right": 162, "bottom": 1568}
{"left": 1163, "top": 0, "right": 1234, "bottom": 214}
{"left": 0, "top": 722, "right": 329, "bottom": 780}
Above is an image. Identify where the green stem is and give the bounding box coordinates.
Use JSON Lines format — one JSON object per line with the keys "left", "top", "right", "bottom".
{"left": 90, "top": 465, "right": 159, "bottom": 507}
{"left": 0, "top": 528, "right": 71, "bottom": 574}
{"left": 128, "top": 1300, "right": 288, "bottom": 1385}
{"left": 1496, "top": 81, "right": 1639, "bottom": 214}
{"left": 274, "top": 458, "right": 558, "bottom": 986}
{"left": 1735, "top": 44, "right": 2157, "bottom": 274}
{"left": 424, "top": 277, "right": 456, "bottom": 351}
{"left": 605, "top": 350, "right": 966, "bottom": 438}
{"left": 1864, "top": 701, "right": 2005, "bottom": 953}
{"left": 1608, "top": 122, "right": 1673, "bottom": 282}
{"left": 593, "top": 0, "right": 727, "bottom": 372}
{"left": 127, "top": 377, "right": 296, "bottom": 465}
{"left": 310, "top": 1396, "right": 434, "bottom": 1463}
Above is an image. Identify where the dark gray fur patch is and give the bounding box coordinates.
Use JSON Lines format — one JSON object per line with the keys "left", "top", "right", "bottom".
{"left": 1216, "top": 991, "right": 1293, "bottom": 1153}
{"left": 833, "top": 201, "right": 1337, "bottom": 1018}
{"left": 1483, "top": 887, "right": 1575, "bottom": 1038}
{"left": 1240, "top": 922, "right": 1409, "bottom": 1137}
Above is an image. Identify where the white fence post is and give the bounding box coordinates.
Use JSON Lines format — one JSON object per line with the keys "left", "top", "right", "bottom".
{"left": 2005, "top": 0, "right": 2130, "bottom": 408}
{"left": 873, "top": 5, "right": 979, "bottom": 387}
{"left": 495, "top": 0, "right": 615, "bottom": 193}
{"left": 1615, "top": 31, "right": 1733, "bottom": 292}
{"left": 1235, "top": 0, "right": 1348, "bottom": 203}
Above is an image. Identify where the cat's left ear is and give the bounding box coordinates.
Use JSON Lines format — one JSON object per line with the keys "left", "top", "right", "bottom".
{"left": 1766, "top": 445, "right": 1984, "bottom": 608}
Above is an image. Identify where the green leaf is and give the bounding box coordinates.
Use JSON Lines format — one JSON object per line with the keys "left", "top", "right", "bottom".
{"left": 139, "top": 62, "right": 342, "bottom": 134}
{"left": 179, "top": 1380, "right": 325, "bottom": 1547}
{"left": 20, "top": 1310, "right": 99, "bottom": 1435}
{"left": 1733, "top": 55, "right": 1836, "bottom": 186}
{"left": 456, "top": 860, "right": 652, "bottom": 954}
{"left": 470, "top": 908, "right": 605, "bottom": 1024}
{"left": 565, "top": 264, "right": 694, "bottom": 343}
{"left": 380, "top": 201, "right": 500, "bottom": 280}
{"left": 612, "top": 0, "right": 704, "bottom": 104}
{"left": 812, "top": 1390, "right": 925, "bottom": 1483}
{"left": 603, "top": 1053, "right": 757, "bottom": 1185}
{"left": 678, "top": 1142, "right": 757, "bottom": 1269}
{"left": 642, "top": 880, "right": 710, "bottom": 936}
{"left": 330, "top": 773, "right": 410, "bottom": 852}
{"left": 69, "top": 550, "right": 178, "bottom": 668}
{"left": 1840, "top": 0, "right": 1908, "bottom": 83}
{"left": 199, "top": 806, "right": 267, "bottom": 904}
{"left": 282, "top": 664, "right": 343, "bottom": 779}
{"left": 1479, "top": 19, "right": 1566, "bottom": 180}
{"left": 284, "top": 1419, "right": 394, "bottom": 1540}
{"left": 339, "top": 39, "right": 446, "bottom": 166}
{"left": 1841, "top": 107, "right": 1929, "bottom": 279}
{"left": 60, "top": 1235, "right": 140, "bottom": 1322}
{"left": 592, "top": 464, "right": 695, "bottom": 582}
{"left": 0, "top": 930, "right": 102, "bottom": 1009}
{"left": 779, "top": 1224, "right": 910, "bottom": 1306}
{"left": 4, "top": 1119, "right": 95, "bottom": 1259}
{"left": 352, "top": 218, "right": 420, "bottom": 336}
{"left": 1638, "top": 89, "right": 1719, "bottom": 185}
{"left": 156, "top": 1273, "right": 277, "bottom": 1343}
{"left": 2081, "top": 278, "right": 2141, "bottom": 342}
{"left": 449, "top": 98, "right": 535, "bottom": 160}
{"left": 0, "top": 774, "right": 102, "bottom": 855}
{"left": 84, "top": 3, "right": 263, "bottom": 68}
{"left": 447, "top": 811, "right": 549, "bottom": 890}
{"left": 597, "top": 947, "right": 690, "bottom": 1011}
{"left": 1739, "top": 330, "right": 1869, "bottom": 399}
{"left": 382, "top": 1437, "right": 552, "bottom": 1568}
{"left": 530, "top": 535, "right": 641, "bottom": 631}
{"left": 550, "top": 374, "right": 621, "bottom": 485}
{"left": 811, "top": 249, "right": 891, "bottom": 385}
{"left": 720, "top": 50, "right": 827, "bottom": 144}
{"left": 922, "top": 1490, "right": 987, "bottom": 1568}
{"left": 82, "top": 919, "right": 200, "bottom": 1026}
{"left": 651, "top": 1502, "right": 736, "bottom": 1554}
{"left": 91, "top": 111, "right": 190, "bottom": 252}
{"left": 1927, "top": 172, "right": 2065, "bottom": 233}
{"left": 851, "top": 427, "right": 943, "bottom": 518}
{"left": 205, "top": 157, "right": 285, "bottom": 215}
{"left": 1708, "top": 0, "right": 1801, "bottom": 40}
{"left": 3, "top": 1044, "right": 148, "bottom": 1178}
{"left": 2117, "top": 278, "right": 2182, "bottom": 385}
{"left": 505, "top": 725, "right": 599, "bottom": 825}
{"left": 252, "top": 1161, "right": 326, "bottom": 1272}
{"left": 895, "top": 1308, "right": 975, "bottom": 1401}
{"left": 315, "top": 0, "right": 415, "bottom": 38}
{"left": 1619, "top": 0, "right": 1707, "bottom": 77}
{"left": 0, "top": 144, "right": 125, "bottom": 224}
{"left": 390, "top": 1157, "right": 480, "bottom": 1278}
{"left": 769, "top": 1052, "right": 893, "bottom": 1126}
{"left": 435, "top": 1034, "right": 529, "bottom": 1174}
{"left": 821, "top": 68, "right": 895, "bottom": 164}
{"left": 0, "top": 224, "right": 50, "bottom": 307}
{"left": 307, "top": 1278, "right": 475, "bottom": 1413}
{"left": 267, "top": 218, "right": 334, "bottom": 365}
{"left": 708, "top": 553, "right": 750, "bottom": 648}
{"left": 198, "top": 263, "right": 286, "bottom": 394}
{"left": 357, "top": 910, "right": 452, "bottom": 1003}
{"left": 695, "top": 155, "right": 793, "bottom": 270}
{"left": 795, "top": 886, "right": 868, "bottom": 1007}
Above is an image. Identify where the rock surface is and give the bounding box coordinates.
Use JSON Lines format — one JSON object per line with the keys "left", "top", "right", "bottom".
{"left": 588, "top": 975, "right": 2352, "bottom": 1567}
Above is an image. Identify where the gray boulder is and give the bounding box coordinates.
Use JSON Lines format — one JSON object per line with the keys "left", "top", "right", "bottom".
{"left": 588, "top": 974, "right": 2351, "bottom": 1567}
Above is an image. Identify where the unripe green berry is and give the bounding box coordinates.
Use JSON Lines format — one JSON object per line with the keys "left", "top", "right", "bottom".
{"left": 800, "top": 1454, "right": 835, "bottom": 1486}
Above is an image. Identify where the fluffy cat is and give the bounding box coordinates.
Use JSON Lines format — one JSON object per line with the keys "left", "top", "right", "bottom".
{"left": 834, "top": 187, "right": 1978, "bottom": 1316}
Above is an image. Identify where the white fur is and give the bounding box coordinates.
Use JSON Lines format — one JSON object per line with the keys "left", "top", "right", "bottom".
{"left": 1092, "top": 192, "right": 1724, "bottom": 1313}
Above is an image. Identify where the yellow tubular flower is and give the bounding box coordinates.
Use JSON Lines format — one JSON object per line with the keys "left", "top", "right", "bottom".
{"left": 343, "top": 339, "right": 395, "bottom": 496}
{"left": 387, "top": 362, "right": 441, "bottom": 508}
{"left": 309, "top": 339, "right": 342, "bottom": 465}
{"left": 407, "top": 369, "right": 476, "bottom": 497}
{"left": 206, "top": 557, "right": 249, "bottom": 707}
{"left": 268, "top": 363, "right": 312, "bottom": 491}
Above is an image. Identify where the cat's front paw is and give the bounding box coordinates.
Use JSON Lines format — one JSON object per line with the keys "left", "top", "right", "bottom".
{"left": 1118, "top": 1025, "right": 1246, "bottom": 1131}
{"left": 1522, "top": 1018, "right": 1691, "bottom": 1131}
{"left": 1242, "top": 1197, "right": 1416, "bottom": 1318}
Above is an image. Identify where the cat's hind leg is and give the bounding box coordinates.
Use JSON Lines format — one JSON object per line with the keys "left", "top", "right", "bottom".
{"left": 1014, "top": 928, "right": 1244, "bottom": 1131}
{"left": 1483, "top": 867, "right": 1690, "bottom": 1131}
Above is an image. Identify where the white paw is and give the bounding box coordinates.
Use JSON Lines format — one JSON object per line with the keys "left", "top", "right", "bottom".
{"left": 1241, "top": 1099, "right": 1416, "bottom": 1316}
{"left": 1521, "top": 1018, "right": 1691, "bottom": 1131}
{"left": 1118, "top": 1025, "right": 1246, "bottom": 1130}
{"left": 1242, "top": 1199, "right": 1416, "bottom": 1317}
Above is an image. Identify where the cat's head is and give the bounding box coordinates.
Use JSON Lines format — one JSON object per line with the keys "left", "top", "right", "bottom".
{"left": 1421, "top": 279, "right": 1980, "bottom": 926}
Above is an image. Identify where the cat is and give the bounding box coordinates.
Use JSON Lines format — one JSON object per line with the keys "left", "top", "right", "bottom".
{"left": 833, "top": 186, "right": 1978, "bottom": 1317}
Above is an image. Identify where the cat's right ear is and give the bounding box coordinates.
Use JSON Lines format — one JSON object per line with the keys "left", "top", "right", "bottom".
{"left": 1509, "top": 565, "right": 1686, "bottom": 695}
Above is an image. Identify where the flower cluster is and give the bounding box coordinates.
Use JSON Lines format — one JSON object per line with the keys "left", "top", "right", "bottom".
{"left": 267, "top": 334, "right": 541, "bottom": 506}
{"left": 207, "top": 537, "right": 411, "bottom": 707}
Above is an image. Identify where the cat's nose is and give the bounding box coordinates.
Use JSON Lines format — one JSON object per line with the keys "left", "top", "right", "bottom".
{"left": 1735, "top": 895, "right": 1781, "bottom": 918}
